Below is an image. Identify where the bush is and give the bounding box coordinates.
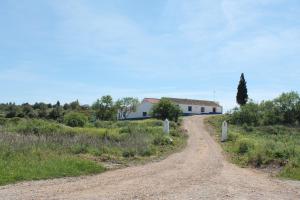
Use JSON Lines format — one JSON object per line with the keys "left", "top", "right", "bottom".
{"left": 229, "top": 92, "right": 300, "bottom": 126}
{"left": 139, "top": 147, "right": 155, "bottom": 156}
{"left": 153, "top": 135, "right": 173, "bottom": 146}
{"left": 151, "top": 98, "right": 182, "bottom": 122}
{"left": 64, "top": 112, "right": 88, "bottom": 127}
{"left": 236, "top": 138, "right": 255, "bottom": 154}
{"left": 274, "top": 92, "right": 300, "bottom": 124}
{"left": 248, "top": 147, "right": 266, "bottom": 167}
{"left": 242, "top": 124, "right": 253, "bottom": 132}
{"left": 230, "top": 102, "right": 260, "bottom": 126}
{"left": 122, "top": 149, "right": 136, "bottom": 157}
{"left": 0, "top": 117, "right": 7, "bottom": 125}
{"left": 70, "top": 144, "right": 88, "bottom": 154}
{"left": 228, "top": 131, "right": 240, "bottom": 142}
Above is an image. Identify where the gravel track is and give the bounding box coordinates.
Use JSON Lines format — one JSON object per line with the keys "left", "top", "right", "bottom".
{"left": 0, "top": 116, "right": 299, "bottom": 200}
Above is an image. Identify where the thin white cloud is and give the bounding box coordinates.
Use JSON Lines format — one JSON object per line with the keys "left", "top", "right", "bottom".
{"left": 0, "top": 65, "right": 42, "bottom": 82}
{"left": 218, "top": 28, "right": 300, "bottom": 67}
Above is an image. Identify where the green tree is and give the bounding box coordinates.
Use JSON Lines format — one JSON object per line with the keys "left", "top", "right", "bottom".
{"left": 56, "top": 101, "right": 60, "bottom": 107}
{"left": 236, "top": 73, "right": 248, "bottom": 106}
{"left": 70, "top": 100, "right": 80, "bottom": 110}
{"left": 5, "top": 103, "right": 18, "bottom": 118}
{"left": 21, "top": 103, "right": 34, "bottom": 117}
{"left": 116, "top": 97, "right": 139, "bottom": 119}
{"left": 92, "top": 95, "right": 117, "bottom": 120}
{"left": 63, "top": 112, "right": 88, "bottom": 127}
{"left": 274, "top": 92, "right": 300, "bottom": 124}
{"left": 260, "top": 100, "right": 280, "bottom": 125}
{"left": 151, "top": 98, "right": 182, "bottom": 122}
{"left": 63, "top": 103, "right": 71, "bottom": 110}
{"left": 48, "top": 101, "right": 63, "bottom": 120}
{"left": 37, "top": 103, "right": 48, "bottom": 118}
{"left": 230, "top": 101, "right": 260, "bottom": 126}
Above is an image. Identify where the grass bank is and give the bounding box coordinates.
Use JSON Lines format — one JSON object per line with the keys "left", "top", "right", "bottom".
{"left": 0, "top": 117, "right": 187, "bottom": 185}
{"left": 206, "top": 115, "right": 300, "bottom": 180}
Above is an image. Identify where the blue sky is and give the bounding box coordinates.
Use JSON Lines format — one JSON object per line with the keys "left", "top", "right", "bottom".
{"left": 1, "top": 0, "right": 300, "bottom": 111}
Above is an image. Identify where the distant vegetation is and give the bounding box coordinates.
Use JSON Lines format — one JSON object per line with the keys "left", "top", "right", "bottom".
{"left": 230, "top": 91, "right": 300, "bottom": 126}
{"left": 0, "top": 96, "right": 187, "bottom": 185}
{"left": 207, "top": 91, "right": 300, "bottom": 180}
{"left": 0, "top": 95, "right": 139, "bottom": 125}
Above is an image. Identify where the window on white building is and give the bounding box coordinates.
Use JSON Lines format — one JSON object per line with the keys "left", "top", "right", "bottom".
{"left": 188, "top": 106, "right": 192, "bottom": 112}
{"left": 201, "top": 107, "right": 205, "bottom": 112}
{"left": 143, "top": 112, "right": 147, "bottom": 117}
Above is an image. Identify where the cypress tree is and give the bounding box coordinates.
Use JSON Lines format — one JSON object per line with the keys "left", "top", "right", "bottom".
{"left": 236, "top": 73, "right": 248, "bottom": 106}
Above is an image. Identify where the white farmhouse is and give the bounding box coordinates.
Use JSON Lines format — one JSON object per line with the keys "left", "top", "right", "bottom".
{"left": 121, "top": 97, "right": 222, "bottom": 120}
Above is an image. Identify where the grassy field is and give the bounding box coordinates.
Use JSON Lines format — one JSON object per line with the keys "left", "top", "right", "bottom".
{"left": 0, "top": 117, "right": 187, "bottom": 185}
{"left": 206, "top": 115, "right": 300, "bottom": 180}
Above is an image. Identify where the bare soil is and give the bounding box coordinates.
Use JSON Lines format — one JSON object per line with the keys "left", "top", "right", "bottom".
{"left": 0, "top": 116, "right": 299, "bottom": 200}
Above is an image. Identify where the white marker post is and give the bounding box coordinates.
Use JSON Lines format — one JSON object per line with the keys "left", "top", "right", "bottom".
{"left": 221, "top": 121, "right": 228, "bottom": 142}
{"left": 163, "top": 119, "right": 170, "bottom": 134}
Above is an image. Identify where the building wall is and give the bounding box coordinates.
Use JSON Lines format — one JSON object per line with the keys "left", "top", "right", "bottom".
{"left": 178, "top": 104, "right": 222, "bottom": 114}
{"left": 126, "top": 101, "right": 153, "bottom": 119}
{"left": 124, "top": 102, "right": 222, "bottom": 119}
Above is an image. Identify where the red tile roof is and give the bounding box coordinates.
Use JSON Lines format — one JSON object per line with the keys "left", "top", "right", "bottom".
{"left": 143, "top": 98, "right": 160, "bottom": 104}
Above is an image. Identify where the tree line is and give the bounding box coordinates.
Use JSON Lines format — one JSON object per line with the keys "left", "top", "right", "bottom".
{"left": 0, "top": 95, "right": 183, "bottom": 127}
{"left": 0, "top": 96, "right": 139, "bottom": 123}
{"left": 233, "top": 73, "right": 300, "bottom": 126}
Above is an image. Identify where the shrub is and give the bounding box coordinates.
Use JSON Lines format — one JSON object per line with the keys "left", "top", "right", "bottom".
{"left": 70, "top": 144, "right": 88, "bottom": 154}
{"left": 236, "top": 138, "right": 255, "bottom": 154}
{"left": 280, "top": 158, "right": 300, "bottom": 179}
{"left": 153, "top": 135, "right": 173, "bottom": 146}
{"left": 274, "top": 92, "right": 300, "bottom": 124}
{"left": 122, "top": 149, "right": 136, "bottom": 157}
{"left": 151, "top": 98, "right": 182, "bottom": 122}
{"left": 230, "top": 92, "right": 300, "bottom": 126}
{"left": 230, "top": 102, "right": 260, "bottom": 126}
{"left": 139, "top": 147, "right": 155, "bottom": 156}
{"left": 0, "top": 117, "right": 7, "bottom": 125}
{"left": 248, "top": 148, "right": 266, "bottom": 167}
{"left": 64, "top": 112, "right": 88, "bottom": 127}
{"left": 242, "top": 124, "right": 253, "bottom": 132}
{"left": 228, "top": 131, "right": 240, "bottom": 142}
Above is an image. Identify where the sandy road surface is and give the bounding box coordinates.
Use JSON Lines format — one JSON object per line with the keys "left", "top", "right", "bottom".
{"left": 0, "top": 116, "right": 299, "bottom": 200}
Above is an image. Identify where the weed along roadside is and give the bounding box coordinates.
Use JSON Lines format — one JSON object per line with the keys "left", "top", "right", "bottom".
{"left": 0, "top": 117, "right": 187, "bottom": 186}
{"left": 205, "top": 115, "right": 300, "bottom": 180}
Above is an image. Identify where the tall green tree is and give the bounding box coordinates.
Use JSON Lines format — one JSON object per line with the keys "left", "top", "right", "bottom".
{"left": 48, "top": 101, "right": 63, "bottom": 120}
{"left": 236, "top": 73, "right": 248, "bottom": 106}
{"left": 92, "top": 95, "right": 117, "bottom": 120}
{"left": 116, "top": 97, "right": 139, "bottom": 119}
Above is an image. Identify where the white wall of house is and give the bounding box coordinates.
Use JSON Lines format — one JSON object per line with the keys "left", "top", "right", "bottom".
{"left": 125, "top": 101, "right": 153, "bottom": 119}
{"left": 178, "top": 104, "right": 222, "bottom": 114}
{"left": 124, "top": 101, "right": 222, "bottom": 119}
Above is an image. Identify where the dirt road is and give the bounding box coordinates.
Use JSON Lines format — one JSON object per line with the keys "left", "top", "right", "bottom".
{"left": 0, "top": 116, "right": 299, "bottom": 200}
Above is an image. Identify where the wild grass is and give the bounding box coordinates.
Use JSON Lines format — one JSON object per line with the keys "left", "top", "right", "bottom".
{"left": 206, "top": 115, "right": 300, "bottom": 180}
{"left": 0, "top": 117, "right": 186, "bottom": 185}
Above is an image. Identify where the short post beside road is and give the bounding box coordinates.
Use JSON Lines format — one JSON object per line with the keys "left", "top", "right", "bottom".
{"left": 163, "top": 119, "right": 170, "bottom": 134}
{"left": 221, "top": 121, "right": 228, "bottom": 142}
